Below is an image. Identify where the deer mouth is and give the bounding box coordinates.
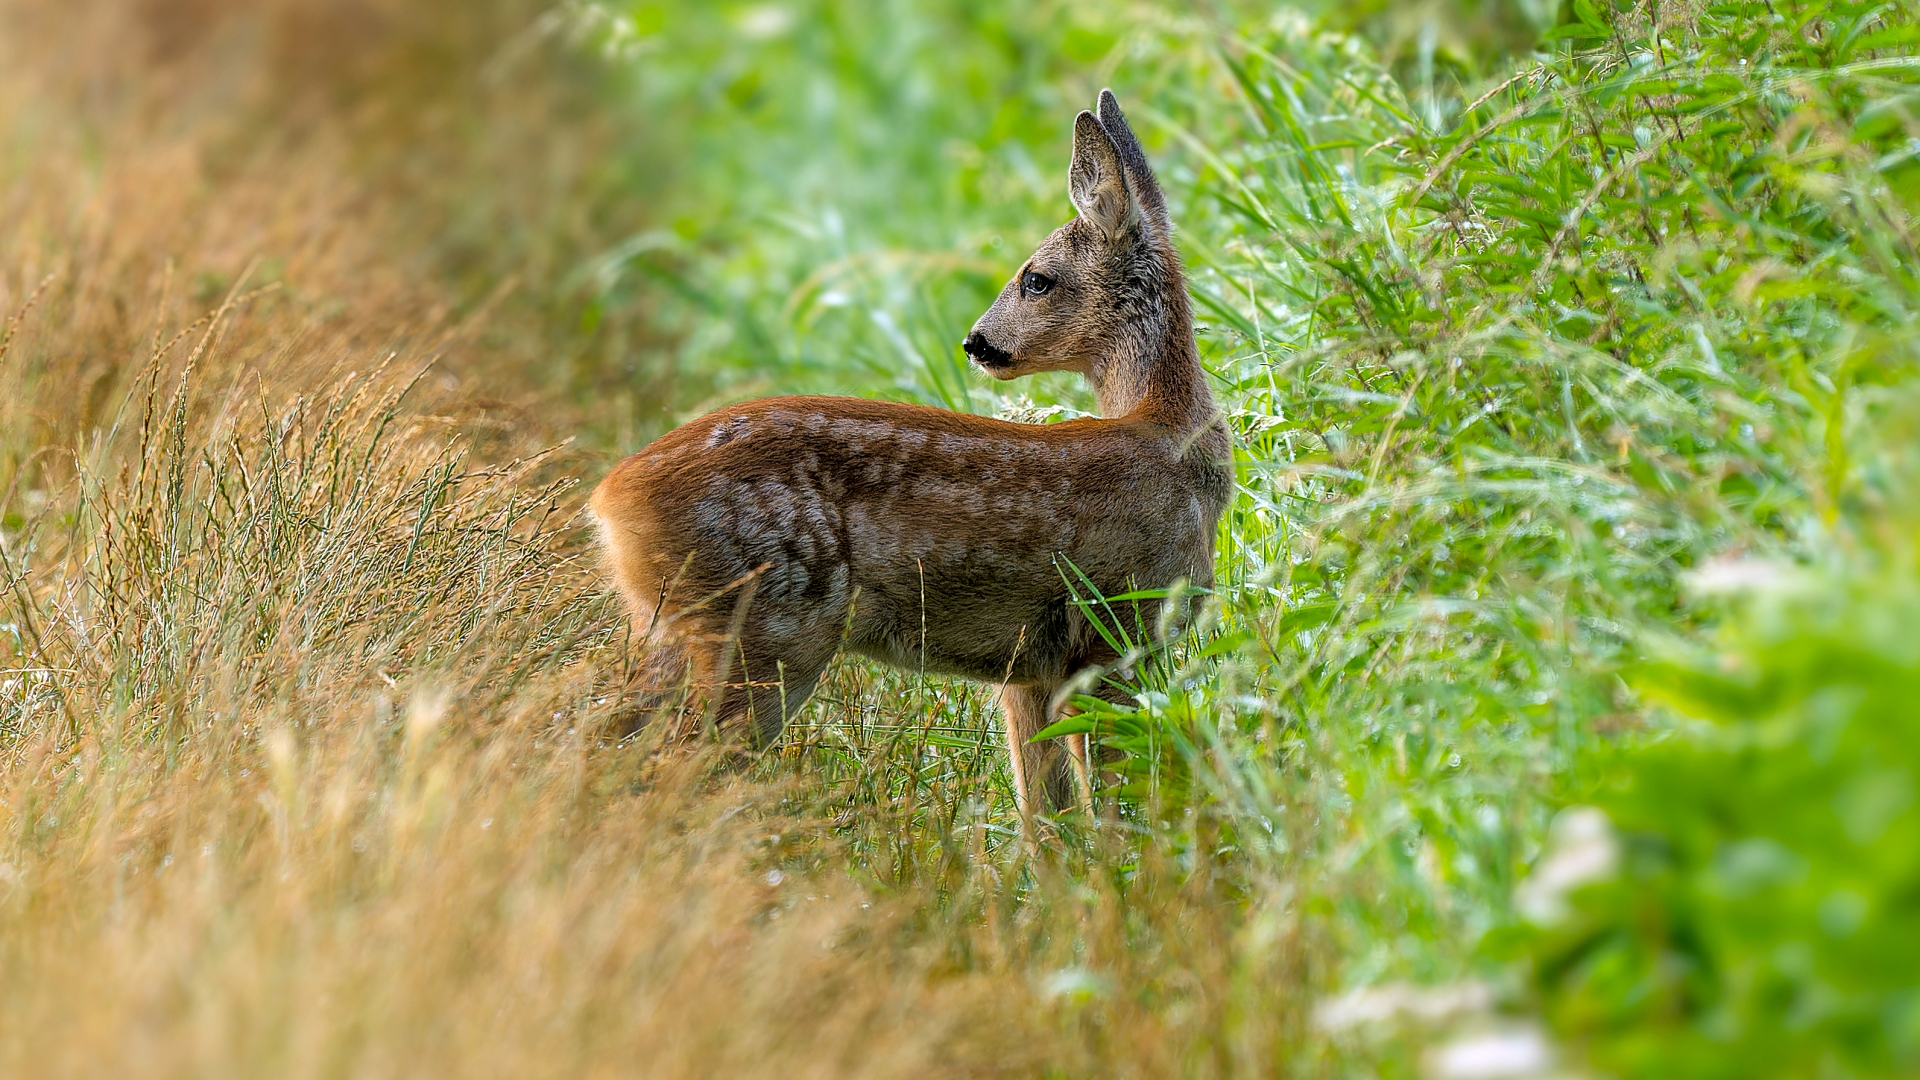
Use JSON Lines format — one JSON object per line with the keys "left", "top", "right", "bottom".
{"left": 962, "top": 332, "right": 1015, "bottom": 371}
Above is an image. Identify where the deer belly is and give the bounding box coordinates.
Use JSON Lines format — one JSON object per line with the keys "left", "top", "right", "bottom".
{"left": 807, "top": 495, "right": 1070, "bottom": 680}
{"left": 842, "top": 586, "right": 1071, "bottom": 683}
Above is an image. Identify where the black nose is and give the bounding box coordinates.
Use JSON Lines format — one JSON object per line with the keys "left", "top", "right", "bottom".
{"left": 962, "top": 332, "right": 1012, "bottom": 368}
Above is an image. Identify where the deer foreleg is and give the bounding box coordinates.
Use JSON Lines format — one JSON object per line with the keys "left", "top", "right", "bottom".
{"left": 1000, "top": 683, "right": 1087, "bottom": 827}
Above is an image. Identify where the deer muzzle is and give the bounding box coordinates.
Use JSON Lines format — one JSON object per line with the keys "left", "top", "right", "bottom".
{"left": 962, "top": 331, "right": 1014, "bottom": 371}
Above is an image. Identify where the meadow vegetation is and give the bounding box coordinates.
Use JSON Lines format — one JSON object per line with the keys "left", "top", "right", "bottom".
{"left": 2, "top": 0, "right": 1917, "bottom": 1076}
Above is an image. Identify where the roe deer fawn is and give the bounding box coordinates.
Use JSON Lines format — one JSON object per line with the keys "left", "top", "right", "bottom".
{"left": 590, "top": 91, "right": 1231, "bottom": 821}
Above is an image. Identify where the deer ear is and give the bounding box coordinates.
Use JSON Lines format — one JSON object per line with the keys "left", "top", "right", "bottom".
{"left": 1096, "top": 90, "right": 1169, "bottom": 235}
{"left": 1068, "top": 110, "right": 1136, "bottom": 241}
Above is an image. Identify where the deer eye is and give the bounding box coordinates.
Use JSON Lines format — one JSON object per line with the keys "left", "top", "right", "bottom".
{"left": 1021, "top": 271, "right": 1054, "bottom": 297}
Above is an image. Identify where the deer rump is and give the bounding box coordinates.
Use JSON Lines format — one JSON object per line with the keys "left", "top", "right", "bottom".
{"left": 592, "top": 394, "right": 1222, "bottom": 736}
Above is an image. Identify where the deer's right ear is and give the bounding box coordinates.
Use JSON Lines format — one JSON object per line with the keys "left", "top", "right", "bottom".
{"left": 1068, "top": 110, "right": 1137, "bottom": 241}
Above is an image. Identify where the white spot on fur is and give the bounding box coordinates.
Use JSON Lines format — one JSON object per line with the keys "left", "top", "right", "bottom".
{"left": 846, "top": 506, "right": 895, "bottom": 564}
{"left": 830, "top": 418, "right": 892, "bottom": 441}
{"left": 704, "top": 416, "right": 750, "bottom": 448}
{"left": 911, "top": 476, "right": 987, "bottom": 514}
{"left": 934, "top": 433, "right": 985, "bottom": 455}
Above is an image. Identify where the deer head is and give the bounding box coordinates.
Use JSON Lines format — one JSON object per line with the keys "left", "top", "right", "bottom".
{"left": 962, "top": 90, "right": 1201, "bottom": 426}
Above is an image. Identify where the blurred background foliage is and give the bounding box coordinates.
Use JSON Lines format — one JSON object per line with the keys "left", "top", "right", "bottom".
{"left": 1512, "top": 514, "right": 1920, "bottom": 1077}
{"left": 572, "top": 0, "right": 1574, "bottom": 425}
{"left": 2, "top": 0, "right": 1918, "bottom": 1073}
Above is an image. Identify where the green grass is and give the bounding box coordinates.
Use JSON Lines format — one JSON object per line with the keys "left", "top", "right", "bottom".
{"left": 2, "top": 0, "right": 1918, "bottom": 1074}
{"left": 582, "top": 0, "right": 1920, "bottom": 1070}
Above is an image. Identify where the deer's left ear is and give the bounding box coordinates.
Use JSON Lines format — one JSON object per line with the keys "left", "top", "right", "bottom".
{"left": 1068, "top": 110, "right": 1137, "bottom": 241}
{"left": 1097, "top": 90, "right": 1169, "bottom": 237}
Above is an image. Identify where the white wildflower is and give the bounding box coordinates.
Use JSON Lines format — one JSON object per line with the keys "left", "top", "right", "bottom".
{"left": 1314, "top": 981, "right": 1495, "bottom": 1032}
{"left": 1515, "top": 806, "right": 1618, "bottom": 924}
{"left": 1426, "top": 1026, "right": 1554, "bottom": 1080}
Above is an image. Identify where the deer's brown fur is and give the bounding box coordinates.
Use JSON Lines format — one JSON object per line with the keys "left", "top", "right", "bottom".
{"left": 590, "top": 91, "right": 1230, "bottom": 820}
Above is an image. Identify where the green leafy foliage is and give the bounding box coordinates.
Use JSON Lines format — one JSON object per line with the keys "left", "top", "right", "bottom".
{"left": 1170, "top": 0, "right": 1920, "bottom": 947}
{"left": 1507, "top": 539, "right": 1920, "bottom": 1077}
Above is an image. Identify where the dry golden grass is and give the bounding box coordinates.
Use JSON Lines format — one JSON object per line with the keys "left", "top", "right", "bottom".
{"left": 0, "top": 3, "right": 1325, "bottom": 1075}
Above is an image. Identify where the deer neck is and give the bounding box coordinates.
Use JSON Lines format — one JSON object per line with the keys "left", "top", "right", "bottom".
{"left": 1088, "top": 302, "right": 1216, "bottom": 435}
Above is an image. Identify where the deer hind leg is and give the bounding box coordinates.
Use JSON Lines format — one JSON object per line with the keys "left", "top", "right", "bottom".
{"left": 619, "top": 625, "right": 834, "bottom": 750}
{"left": 709, "top": 627, "right": 836, "bottom": 750}
{"left": 604, "top": 549, "right": 837, "bottom": 749}
{"left": 614, "top": 635, "right": 702, "bottom": 739}
{"left": 1000, "top": 683, "right": 1091, "bottom": 823}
